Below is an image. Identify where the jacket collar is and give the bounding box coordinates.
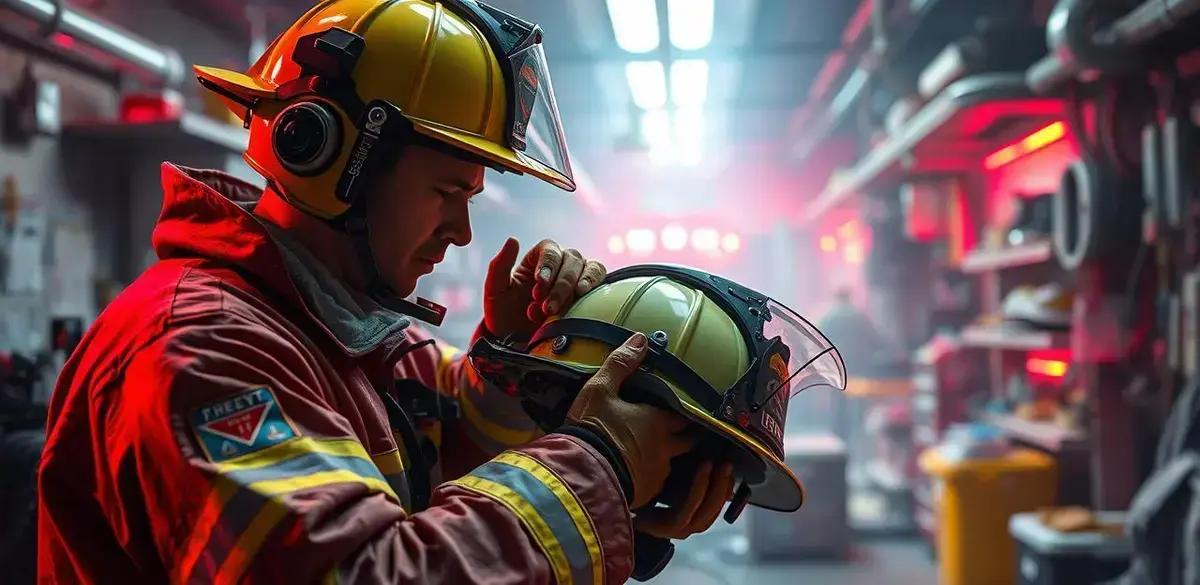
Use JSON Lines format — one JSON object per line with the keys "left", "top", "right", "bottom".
{"left": 152, "top": 163, "right": 409, "bottom": 357}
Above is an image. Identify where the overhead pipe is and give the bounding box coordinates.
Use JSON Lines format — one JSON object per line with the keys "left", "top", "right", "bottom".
{"left": 1029, "top": 0, "right": 1200, "bottom": 94}
{"left": 0, "top": 0, "right": 185, "bottom": 87}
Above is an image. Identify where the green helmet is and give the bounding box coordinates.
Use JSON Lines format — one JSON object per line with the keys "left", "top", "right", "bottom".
{"left": 469, "top": 264, "right": 846, "bottom": 514}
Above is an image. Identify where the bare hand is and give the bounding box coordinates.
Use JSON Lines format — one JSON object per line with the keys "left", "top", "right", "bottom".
{"left": 483, "top": 238, "right": 606, "bottom": 338}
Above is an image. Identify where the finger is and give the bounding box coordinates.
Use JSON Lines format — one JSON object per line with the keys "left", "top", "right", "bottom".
{"left": 525, "top": 300, "right": 547, "bottom": 325}
{"left": 531, "top": 240, "right": 563, "bottom": 302}
{"left": 579, "top": 333, "right": 648, "bottom": 397}
{"left": 544, "top": 250, "right": 584, "bottom": 315}
{"left": 635, "top": 462, "right": 714, "bottom": 539}
{"left": 484, "top": 238, "right": 521, "bottom": 299}
{"left": 689, "top": 462, "right": 735, "bottom": 533}
{"left": 577, "top": 260, "right": 606, "bottom": 296}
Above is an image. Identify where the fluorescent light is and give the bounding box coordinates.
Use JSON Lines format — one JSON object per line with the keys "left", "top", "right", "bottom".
{"left": 641, "top": 108, "right": 672, "bottom": 165}
{"left": 670, "top": 59, "right": 709, "bottom": 107}
{"left": 626, "top": 61, "right": 667, "bottom": 109}
{"left": 667, "top": 0, "right": 714, "bottom": 50}
{"left": 626, "top": 228, "right": 657, "bottom": 254}
{"left": 691, "top": 227, "right": 720, "bottom": 252}
{"left": 673, "top": 107, "right": 703, "bottom": 166}
{"left": 661, "top": 224, "right": 688, "bottom": 251}
{"left": 606, "top": 0, "right": 660, "bottom": 53}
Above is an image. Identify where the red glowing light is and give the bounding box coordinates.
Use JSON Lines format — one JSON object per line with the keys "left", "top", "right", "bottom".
{"left": 1027, "top": 357, "right": 1069, "bottom": 378}
{"left": 984, "top": 122, "right": 1067, "bottom": 170}
{"left": 842, "top": 0, "right": 874, "bottom": 45}
{"left": 51, "top": 33, "right": 76, "bottom": 48}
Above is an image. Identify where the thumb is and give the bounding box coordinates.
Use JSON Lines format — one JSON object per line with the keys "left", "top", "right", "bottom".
{"left": 571, "top": 333, "right": 648, "bottom": 412}
{"left": 484, "top": 238, "right": 521, "bottom": 299}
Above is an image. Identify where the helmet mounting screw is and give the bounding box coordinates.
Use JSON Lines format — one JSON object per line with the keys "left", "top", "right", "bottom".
{"left": 551, "top": 335, "right": 569, "bottom": 354}
{"left": 649, "top": 330, "right": 669, "bottom": 349}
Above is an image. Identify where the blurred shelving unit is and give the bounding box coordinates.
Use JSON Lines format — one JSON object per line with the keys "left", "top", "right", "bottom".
{"left": 803, "top": 73, "right": 1064, "bottom": 224}
{"left": 62, "top": 112, "right": 249, "bottom": 153}
{"left": 960, "top": 324, "right": 1069, "bottom": 351}
{"left": 959, "top": 241, "right": 1054, "bottom": 274}
{"left": 981, "top": 412, "right": 1086, "bottom": 452}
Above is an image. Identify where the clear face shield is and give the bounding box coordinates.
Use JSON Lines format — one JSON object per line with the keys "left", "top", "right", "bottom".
{"left": 448, "top": 0, "right": 576, "bottom": 190}
{"left": 508, "top": 42, "right": 574, "bottom": 186}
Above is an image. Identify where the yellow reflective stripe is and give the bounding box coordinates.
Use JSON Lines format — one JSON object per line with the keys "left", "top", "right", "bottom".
{"left": 248, "top": 469, "right": 397, "bottom": 500}
{"left": 449, "top": 475, "right": 574, "bottom": 585}
{"left": 460, "top": 387, "right": 540, "bottom": 447}
{"left": 214, "top": 499, "right": 290, "bottom": 585}
{"left": 371, "top": 448, "right": 406, "bottom": 476}
{"left": 494, "top": 452, "right": 604, "bottom": 585}
{"left": 213, "top": 437, "right": 370, "bottom": 473}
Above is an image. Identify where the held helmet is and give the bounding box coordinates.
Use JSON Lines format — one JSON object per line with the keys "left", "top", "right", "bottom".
{"left": 469, "top": 264, "right": 846, "bottom": 514}
{"left": 194, "top": 0, "right": 574, "bottom": 324}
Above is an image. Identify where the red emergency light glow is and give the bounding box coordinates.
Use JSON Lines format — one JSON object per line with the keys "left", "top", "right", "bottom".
{"left": 51, "top": 33, "right": 76, "bottom": 48}
{"left": 1027, "top": 357, "right": 1069, "bottom": 379}
{"left": 983, "top": 122, "right": 1067, "bottom": 170}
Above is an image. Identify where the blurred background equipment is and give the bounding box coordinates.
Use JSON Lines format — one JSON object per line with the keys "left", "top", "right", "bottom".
{"left": 1, "top": 0, "right": 1199, "bottom": 582}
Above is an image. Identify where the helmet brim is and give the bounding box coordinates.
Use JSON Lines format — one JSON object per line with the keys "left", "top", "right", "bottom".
{"left": 409, "top": 119, "right": 577, "bottom": 192}
{"left": 673, "top": 397, "right": 806, "bottom": 512}
{"left": 194, "top": 66, "right": 279, "bottom": 108}
{"left": 552, "top": 361, "right": 807, "bottom": 512}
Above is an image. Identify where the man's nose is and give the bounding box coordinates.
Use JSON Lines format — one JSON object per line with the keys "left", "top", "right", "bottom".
{"left": 446, "top": 200, "right": 473, "bottom": 247}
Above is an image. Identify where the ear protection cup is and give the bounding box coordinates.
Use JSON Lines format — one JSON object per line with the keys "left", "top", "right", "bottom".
{"left": 272, "top": 101, "right": 342, "bottom": 176}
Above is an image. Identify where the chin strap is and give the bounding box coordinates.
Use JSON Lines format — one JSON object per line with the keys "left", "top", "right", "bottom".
{"left": 340, "top": 196, "right": 448, "bottom": 326}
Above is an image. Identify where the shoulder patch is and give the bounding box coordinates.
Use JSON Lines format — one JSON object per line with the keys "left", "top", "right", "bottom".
{"left": 190, "top": 387, "right": 298, "bottom": 462}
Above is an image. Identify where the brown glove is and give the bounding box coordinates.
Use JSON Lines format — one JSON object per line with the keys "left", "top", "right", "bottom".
{"left": 567, "top": 332, "right": 696, "bottom": 509}
{"left": 635, "top": 460, "right": 735, "bottom": 539}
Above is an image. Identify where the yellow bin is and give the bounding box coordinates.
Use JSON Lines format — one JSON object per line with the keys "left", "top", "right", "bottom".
{"left": 919, "top": 447, "right": 1057, "bottom": 585}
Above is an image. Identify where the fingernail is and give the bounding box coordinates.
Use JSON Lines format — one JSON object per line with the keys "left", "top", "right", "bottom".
{"left": 578, "top": 277, "right": 591, "bottom": 290}
{"left": 628, "top": 332, "right": 647, "bottom": 349}
{"left": 546, "top": 300, "right": 558, "bottom": 314}
{"left": 538, "top": 267, "right": 553, "bottom": 282}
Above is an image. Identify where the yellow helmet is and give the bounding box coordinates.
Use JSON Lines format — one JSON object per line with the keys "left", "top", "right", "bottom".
{"left": 469, "top": 264, "right": 847, "bottom": 515}
{"left": 195, "top": 0, "right": 575, "bottom": 219}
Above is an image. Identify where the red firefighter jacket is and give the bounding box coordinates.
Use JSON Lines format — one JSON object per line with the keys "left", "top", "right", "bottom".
{"left": 37, "top": 164, "right": 634, "bottom": 584}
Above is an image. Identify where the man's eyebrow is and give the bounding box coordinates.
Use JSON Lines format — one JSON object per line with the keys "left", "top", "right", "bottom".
{"left": 442, "top": 177, "right": 485, "bottom": 195}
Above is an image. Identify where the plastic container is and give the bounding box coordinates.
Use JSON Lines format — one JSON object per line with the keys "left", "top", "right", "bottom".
{"left": 746, "top": 433, "right": 849, "bottom": 559}
{"left": 920, "top": 447, "right": 1058, "bottom": 585}
{"left": 1009, "top": 512, "right": 1132, "bottom": 585}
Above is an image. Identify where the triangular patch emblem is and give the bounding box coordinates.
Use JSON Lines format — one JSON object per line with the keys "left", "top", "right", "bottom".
{"left": 199, "top": 403, "right": 270, "bottom": 446}
{"left": 190, "top": 387, "right": 298, "bottom": 462}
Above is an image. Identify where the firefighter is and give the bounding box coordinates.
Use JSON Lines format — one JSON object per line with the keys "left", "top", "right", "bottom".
{"left": 37, "top": 1, "right": 731, "bottom": 582}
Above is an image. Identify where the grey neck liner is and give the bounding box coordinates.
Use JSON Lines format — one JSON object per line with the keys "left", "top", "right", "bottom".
{"left": 248, "top": 205, "right": 410, "bottom": 356}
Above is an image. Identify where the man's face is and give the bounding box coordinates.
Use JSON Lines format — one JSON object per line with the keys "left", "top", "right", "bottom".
{"left": 366, "top": 145, "right": 484, "bottom": 297}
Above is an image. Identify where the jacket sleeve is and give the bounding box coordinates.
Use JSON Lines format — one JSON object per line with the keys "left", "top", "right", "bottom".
{"left": 110, "top": 317, "right": 633, "bottom": 585}
{"left": 395, "top": 324, "right": 545, "bottom": 479}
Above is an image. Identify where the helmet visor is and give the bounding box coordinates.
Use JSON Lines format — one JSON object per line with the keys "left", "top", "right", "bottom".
{"left": 752, "top": 299, "right": 847, "bottom": 410}
{"left": 508, "top": 42, "right": 574, "bottom": 186}
{"left": 444, "top": 0, "right": 576, "bottom": 190}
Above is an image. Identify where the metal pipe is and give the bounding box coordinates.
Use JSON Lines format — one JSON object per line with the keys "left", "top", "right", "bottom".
{"left": 1031, "top": 0, "right": 1200, "bottom": 94}
{"left": 1111, "top": 0, "right": 1200, "bottom": 45}
{"left": 1045, "top": 0, "right": 1139, "bottom": 73}
{"left": 0, "top": 0, "right": 185, "bottom": 86}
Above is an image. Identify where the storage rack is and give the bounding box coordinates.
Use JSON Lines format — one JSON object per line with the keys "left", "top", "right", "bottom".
{"left": 788, "top": 0, "right": 1196, "bottom": 548}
